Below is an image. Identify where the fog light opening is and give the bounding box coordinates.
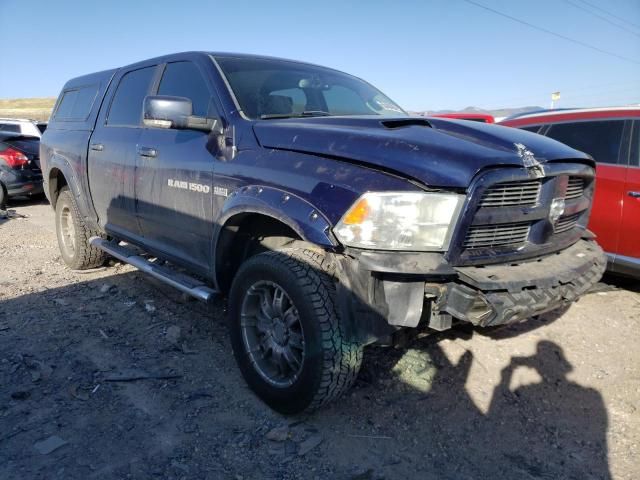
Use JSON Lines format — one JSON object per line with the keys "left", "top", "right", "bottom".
{"left": 468, "top": 296, "right": 494, "bottom": 323}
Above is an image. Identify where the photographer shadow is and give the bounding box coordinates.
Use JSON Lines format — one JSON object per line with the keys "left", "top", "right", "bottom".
{"left": 485, "top": 339, "right": 610, "bottom": 479}
{"left": 370, "top": 327, "right": 612, "bottom": 479}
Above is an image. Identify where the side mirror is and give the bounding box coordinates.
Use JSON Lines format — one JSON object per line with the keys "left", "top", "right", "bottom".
{"left": 143, "top": 95, "right": 223, "bottom": 134}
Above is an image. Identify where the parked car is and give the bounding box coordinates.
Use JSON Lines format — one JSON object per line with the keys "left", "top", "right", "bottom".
{"left": 41, "top": 52, "right": 605, "bottom": 413}
{"left": 0, "top": 118, "right": 46, "bottom": 137}
{"left": 0, "top": 132, "right": 43, "bottom": 208}
{"left": 500, "top": 107, "right": 639, "bottom": 277}
{"left": 430, "top": 113, "right": 495, "bottom": 123}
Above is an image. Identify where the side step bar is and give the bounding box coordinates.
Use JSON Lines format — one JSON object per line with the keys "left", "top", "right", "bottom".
{"left": 90, "top": 237, "right": 217, "bottom": 303}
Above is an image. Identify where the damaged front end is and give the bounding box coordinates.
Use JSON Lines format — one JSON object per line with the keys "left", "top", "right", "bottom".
{"left": 431, "top": 239, "right": 605, "bottom": 327}
{"left": 336, "top": 238, "right": 606, "bottom": 345}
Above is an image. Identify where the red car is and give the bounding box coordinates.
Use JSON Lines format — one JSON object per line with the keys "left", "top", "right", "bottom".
{"left": 500, "top": 107, "right": 640, "bottom": 277}
{"left": 430, "top": 113, "right": 495, "bottom": 123}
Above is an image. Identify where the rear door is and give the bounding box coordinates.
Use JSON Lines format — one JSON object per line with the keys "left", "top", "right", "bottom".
{"left": 618, "top": 120, "right": 640, "bottom": 262}
{"left": 135, "top": 60, "right": 218, "bottom": 275}
{"left": 544, "top": 119, "right": 628, "bottom": 255}
{"left": 88, "top": 65, "right": 158, "bottom": 238}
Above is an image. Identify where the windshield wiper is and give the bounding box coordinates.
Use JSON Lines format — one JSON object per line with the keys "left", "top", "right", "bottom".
{"left": 260, "top": 110, "right": 333, "bottom": 120}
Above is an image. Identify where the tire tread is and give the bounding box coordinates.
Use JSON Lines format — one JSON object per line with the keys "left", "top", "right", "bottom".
{"left": 56, "top": 187, "right": 106, "bottom": 270}
{"left": 232, "top": 247, "right": 363, "bottom": 412}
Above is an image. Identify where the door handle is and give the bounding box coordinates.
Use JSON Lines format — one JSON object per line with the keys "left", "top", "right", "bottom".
{"left": 628, "top": 191, "right": 640, "bottom": 198}
{"left": 90, "top": 143, "right": 104, "bottom": 151}
{"left": 137, "top": 146, "right": 158, "bottom": 158}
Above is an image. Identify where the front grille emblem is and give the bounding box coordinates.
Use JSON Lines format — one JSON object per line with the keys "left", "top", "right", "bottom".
{"left": 549, "top": 197, "right": 565, "bottom": 224}
{"left": 515, "top": 143, "right": 545, "bottom": 178}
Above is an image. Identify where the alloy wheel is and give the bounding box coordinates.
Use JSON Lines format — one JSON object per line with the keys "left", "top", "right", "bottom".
{"left": 240, "top": 280, "right": 305, "bottom": 388}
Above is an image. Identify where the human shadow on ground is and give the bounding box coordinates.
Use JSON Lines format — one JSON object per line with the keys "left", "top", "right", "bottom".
{"left": 357, "top": 324, "right": 611, "bottom": 479}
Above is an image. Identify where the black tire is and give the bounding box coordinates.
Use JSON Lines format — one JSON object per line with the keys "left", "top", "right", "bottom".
{"left": 228, "top": 248, "right": 363, "bottom": 414}
{"left": 55, "top": 186, "right": 106, "bottom": 270}
{"left": 0, "top": 182, "right": 7, "bottom": 210}
{"left": 29, "top": 192, "right": 46, "bottom": 201}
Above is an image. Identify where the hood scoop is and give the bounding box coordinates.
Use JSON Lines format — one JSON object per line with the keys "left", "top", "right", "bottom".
{"left": 381, "top": 118, "right": 432, "bottom": 129}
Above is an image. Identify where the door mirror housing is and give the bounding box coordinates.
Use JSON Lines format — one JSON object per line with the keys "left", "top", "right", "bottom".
{"left": 143, "top": 95, "right": 223, "bottom": 134}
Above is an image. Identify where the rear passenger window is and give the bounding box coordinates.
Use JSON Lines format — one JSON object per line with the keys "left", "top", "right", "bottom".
{"left": 520, "top": 126, "right": 541, "bottom": 134}
{"left": 54, "top": 85, "right": 98, "bottom": 121}
{"left": 107, "top": 66, "right": 156, "bottom": 126}
{"left": 158, "top": 62, "right": 211, "bottom": 117}
{"left": 546, "top": 120, "right": 625, "bottom": 164}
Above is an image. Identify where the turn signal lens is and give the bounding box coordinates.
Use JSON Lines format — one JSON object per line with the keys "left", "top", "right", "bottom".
{"left": 342, "top": 198, "right": 371, "bottom": 225}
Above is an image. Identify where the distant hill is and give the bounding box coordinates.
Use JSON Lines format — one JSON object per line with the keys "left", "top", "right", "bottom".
{"left": 409, "top": 105, "right": 545, "bottom": 120}
{"left": 0, "top": 97, "right": 56, "bottom": 122}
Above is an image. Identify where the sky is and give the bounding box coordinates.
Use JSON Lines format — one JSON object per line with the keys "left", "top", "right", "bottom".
{"left": 0, "top": 0, "right": 639, "bottom": 111}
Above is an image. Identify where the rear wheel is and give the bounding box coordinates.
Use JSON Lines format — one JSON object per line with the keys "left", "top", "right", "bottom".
{"left": 228, "top": 248, "right": 363, "bottom": 414}
{"left": 29, "top": 192, "right": 46, "bottom": 201}
{"left": 0, "top": 182, "right": 7, "bottom": 210}
{"left": 55, "top": 187, "right": 106, "bottom": 270}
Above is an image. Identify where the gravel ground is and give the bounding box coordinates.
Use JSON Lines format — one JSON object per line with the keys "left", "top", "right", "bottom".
{"left": 1, "top": 199, "right": 639, "bottom": 480}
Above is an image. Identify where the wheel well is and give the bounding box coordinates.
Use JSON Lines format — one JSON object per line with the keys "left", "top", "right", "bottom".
{"left": 49, "top": 168, "right": 68, "bottom": 207}
{"left": 216, "top": 213, "right": 303, "bottom": 292}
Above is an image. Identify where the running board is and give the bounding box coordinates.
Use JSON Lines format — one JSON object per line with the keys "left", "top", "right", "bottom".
{"left": 90, "top": 237, "right": 217, "bottom": 303}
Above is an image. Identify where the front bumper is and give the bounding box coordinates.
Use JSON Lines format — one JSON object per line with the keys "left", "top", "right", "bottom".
{"left": 436, "top": 239, "right": 605, "bottom": 326}
{"left": 337, "top": 239, "right": 606, "bottom": 342}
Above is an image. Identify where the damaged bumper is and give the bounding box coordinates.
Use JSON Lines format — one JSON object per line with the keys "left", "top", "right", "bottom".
{"left": 338, "top": 239, "right": 606, "bottom": 342}
{"left": 435, "top": 239, "right": 606, "bottom": 327}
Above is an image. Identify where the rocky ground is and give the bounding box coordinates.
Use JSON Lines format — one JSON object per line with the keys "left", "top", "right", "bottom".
{"left": 0, "top": 198, "right": 638, "bottom": 480}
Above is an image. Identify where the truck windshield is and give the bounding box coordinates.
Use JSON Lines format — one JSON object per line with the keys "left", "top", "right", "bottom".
{"left": 214, "top": 56, "right": 406, "bottom": 120}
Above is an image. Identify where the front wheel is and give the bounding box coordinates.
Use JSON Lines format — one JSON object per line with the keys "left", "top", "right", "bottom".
{"left": 228, "top": 248, "right": 363, "bottom": 414}
{"left": 55, "top": 186, "right": 106, "bottom": 270}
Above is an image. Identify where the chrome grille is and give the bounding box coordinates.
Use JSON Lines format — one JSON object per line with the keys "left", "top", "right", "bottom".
{"left": 565, "top": 176, "right": 584, "bottom": 200}
{"left": 464, "top": 222, "right": 531, "bottom": 249}
{"left": 479, "top": 180, "right": 541, "bottom": 207}
{"left": 555, "top": 213, "right": 580, "bottom": 233}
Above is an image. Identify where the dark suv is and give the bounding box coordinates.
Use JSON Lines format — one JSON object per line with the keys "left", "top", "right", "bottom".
{"left": 40, "top": 52, "right": 605, "bottom": 413}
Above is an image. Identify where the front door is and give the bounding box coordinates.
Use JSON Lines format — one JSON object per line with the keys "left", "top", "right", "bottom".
{"left": 135, "top": 60, "right": 217, "bottom": 274}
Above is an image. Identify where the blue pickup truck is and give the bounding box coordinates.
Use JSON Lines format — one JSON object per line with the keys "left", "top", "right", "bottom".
{"left": 41, "top": 52, "right": 605, "bottom": 413}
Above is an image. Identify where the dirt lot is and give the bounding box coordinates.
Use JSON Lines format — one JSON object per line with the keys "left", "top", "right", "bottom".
{"left": 1, "top": 199, "right": 638, "bottom": 480}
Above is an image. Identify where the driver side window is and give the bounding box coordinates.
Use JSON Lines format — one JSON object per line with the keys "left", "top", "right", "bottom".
{"left": 158, "top": 61, "right": 212, "bottom": 117}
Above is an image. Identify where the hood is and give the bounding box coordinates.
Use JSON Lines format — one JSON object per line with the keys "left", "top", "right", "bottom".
{"left": 252, "top": 116, "right": 592, "bottom": 189}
